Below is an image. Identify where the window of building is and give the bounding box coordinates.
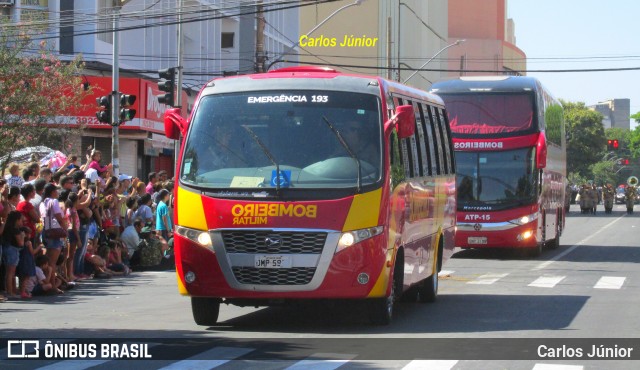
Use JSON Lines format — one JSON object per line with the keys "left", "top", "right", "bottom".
{"left": 221, "top": 32, "right": 234, "bottom": 48}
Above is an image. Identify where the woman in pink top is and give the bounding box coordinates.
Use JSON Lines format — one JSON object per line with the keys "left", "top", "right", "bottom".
{"left": 65, "top": 193, "right": 81, "bottom": 281}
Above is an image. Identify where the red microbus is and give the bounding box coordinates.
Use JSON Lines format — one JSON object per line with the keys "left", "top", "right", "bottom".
{"left": 164, "top": 66, "right": 456, "bottom": 325}
{"left": 431, "top": 76, "right": 567, "bottom": 256}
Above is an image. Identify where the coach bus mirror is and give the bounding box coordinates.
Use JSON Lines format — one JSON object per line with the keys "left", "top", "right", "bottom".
{"left": 536, "top": 132, "right": 547, "bottom": 169}
{"left": 164, "top": 108, "right": 188, "bottom": 140}
{"left": 393, "top": 105, "right": 415, "bottom": 139}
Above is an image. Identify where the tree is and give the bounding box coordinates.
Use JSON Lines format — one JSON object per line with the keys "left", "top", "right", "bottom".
{"left": 562, "top": 100, "right": 606, "bottom": 179}
{"left": 590, "top": 159, "right": 618, "bottom": 186}
{"left": 0, "top": 25, "right": 90, "bottom": 173}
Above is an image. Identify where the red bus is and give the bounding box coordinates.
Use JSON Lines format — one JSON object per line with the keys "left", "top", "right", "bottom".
{"left": 431, "top": 76, "right": 566, "bottom": 256}
{"left": 164, "top": 66, "right": 456, "bottom": 325}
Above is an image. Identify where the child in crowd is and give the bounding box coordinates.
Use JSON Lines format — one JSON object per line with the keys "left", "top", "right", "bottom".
{"left": 3, "top": 211, "right": 25, "bottom": 298}
{"left": 17, "top": 227, "right": 39, "bottom": 299}
{"left": 25, "top": 255, "right": 63, "bottom": 296}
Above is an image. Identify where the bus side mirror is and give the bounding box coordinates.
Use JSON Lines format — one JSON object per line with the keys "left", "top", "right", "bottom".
{"left": 536, "top": 132, "right": 547, "bottom": 169}
{"left": 391, "top": 105, "right": 415, "bottom": 139}
{"left": 164, "top": 108, "right": 188, "bottom": 140}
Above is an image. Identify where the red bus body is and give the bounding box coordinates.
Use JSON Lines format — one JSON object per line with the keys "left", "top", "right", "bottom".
{"left": 432, "top": 76, "right": 566, "bottom": 254}
{"left": 166, "top": 67, "right": 457, "bottom": 324}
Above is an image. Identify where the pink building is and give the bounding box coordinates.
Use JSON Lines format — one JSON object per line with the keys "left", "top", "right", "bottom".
{"left": 448, "top": 0, "right": 526, "bottom": 76}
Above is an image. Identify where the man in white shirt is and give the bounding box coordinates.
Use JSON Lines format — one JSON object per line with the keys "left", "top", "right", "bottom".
{"left": 121, "top": 219, "right": 143, "bottom": 258}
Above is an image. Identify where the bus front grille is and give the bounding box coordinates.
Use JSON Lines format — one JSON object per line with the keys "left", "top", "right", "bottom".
{"left": 231, "top": 267, "right": 316, "bottom": 285}
{"left": 222, "top": 231, "right": 327, "bottom": 254}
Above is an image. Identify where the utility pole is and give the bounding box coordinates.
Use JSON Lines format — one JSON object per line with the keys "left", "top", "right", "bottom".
{"left": 255, "top": 0, "right": 266, "bottom": 73}
{"left": 111, "top": 1, "right": 121, "bottom": 177}
{"left": 173, "top": 0, "right": 184, "bottom": 169}
{"left": 386, "top": 17, "right": 392, "bottom": 80}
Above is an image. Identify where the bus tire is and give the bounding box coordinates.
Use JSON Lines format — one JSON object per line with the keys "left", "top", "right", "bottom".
{"left": 547, "top": 212, "right": 561, "bottom": 250}
{"left": 191, "top": 297, "right": 221, "bottom": 326}
{"left": 369, "top": 257, "right": 401, "bottom": 325}
{"left": 417, "top": 271, "right": 438, "bottom": 303}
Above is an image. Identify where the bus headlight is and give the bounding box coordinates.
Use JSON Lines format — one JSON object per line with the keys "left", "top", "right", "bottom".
{"left": 336, "top": 226, "right": 384, "bottom": 254}
{"left": 510, "top": 213, "right": 538, "bottom": 226}
{"left": 175, "top": 225, "right": 213, "bottom": 250}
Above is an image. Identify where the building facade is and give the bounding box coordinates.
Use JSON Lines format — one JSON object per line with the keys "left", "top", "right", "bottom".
{"left": 446, "top": 0, "right": 526, "bottom": 77}
{"left": 295, "top": 0, "right": 449, "bottom": 90}
{"left": 589, "top": 99, "right": 631, "bottom": 130}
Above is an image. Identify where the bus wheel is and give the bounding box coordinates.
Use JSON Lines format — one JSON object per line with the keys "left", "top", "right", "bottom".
{"left": 369, "top": 261, "right": 400, "bottom": 325}
{"left": 547, "top": 218, "right": 561, "bottom": 250}
{"left": 191, "top": 297, "right": 221, "bottom": 326}
{"left": 417, "top": 271, "right": 438, "bottom": 303}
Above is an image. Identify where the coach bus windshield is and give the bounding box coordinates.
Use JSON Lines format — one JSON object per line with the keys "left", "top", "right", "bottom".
{"left": 456, "top": 148, "right": 537, "bottom": 211}
{"left": 180, "top": 90, "right": 382, "bottom": 191}
{"left": 439, "top": 93, "right": 535, "bottom": 136}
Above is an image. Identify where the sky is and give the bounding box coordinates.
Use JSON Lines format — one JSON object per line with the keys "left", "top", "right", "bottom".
{"left": 507, "top": 0, "right": 640, "bottom": 129}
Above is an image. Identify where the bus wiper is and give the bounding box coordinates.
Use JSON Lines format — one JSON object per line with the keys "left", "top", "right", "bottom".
{"left": 321, "top": 115, "right": 361, "bottom": 193}
{"left": 241, "top": 125, "right": 282, "bottom": 194}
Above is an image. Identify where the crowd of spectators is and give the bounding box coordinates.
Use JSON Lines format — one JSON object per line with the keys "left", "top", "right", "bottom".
{"left": 0, "top": 147, "right": 174, "bottom": 302}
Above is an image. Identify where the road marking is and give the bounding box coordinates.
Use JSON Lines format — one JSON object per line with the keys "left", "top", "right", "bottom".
{"left": 467, "top": 273, "right": 508, "bottom": 285}
{"left": 533, "top": 216, "right": 624, "bottom": 271}
{"left": 528, "top": 275, "right": 566, "bottom": 288}
{"left": 532, "top": 364, "right": 583, "bottom": 370}
{"left": 439, "top": 270, "right": 454, "bottom": 276}
{"left": 594, "top": 276, "right": 626, "bottom": 289}
{"left": 284, "top": 353, "right": 356, "bottom": 370}
{"left": 157, "top": 346, "right": 254, "bottom": 370}
{"left": 402, "top": 360, "right": 458, "bottom": 369}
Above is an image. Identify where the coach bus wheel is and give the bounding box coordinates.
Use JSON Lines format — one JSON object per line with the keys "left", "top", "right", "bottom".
{"left": 191, "top": 297, "right": 221, "bottom": 326}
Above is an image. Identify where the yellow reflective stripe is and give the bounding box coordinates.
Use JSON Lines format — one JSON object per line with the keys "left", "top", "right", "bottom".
{"left": 176, "top": 272, "right": 189, "bottom": 296}
{"left": 342, "top": 188, "right": 382, "bottom": 231}
{"left": 367, "top": 248, "right": 394, "bottom": 298}
{"left": 177, "top": 186, "right": 208, "bottom": 230}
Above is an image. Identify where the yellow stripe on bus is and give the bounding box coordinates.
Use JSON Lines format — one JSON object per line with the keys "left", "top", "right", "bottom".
{"left": 176, "top": 272, "right": 189, "bottom": 295}
{"left": 177, "top": 187, "right": 208, "bottom": 230}
{"left": 342, "top": 188, "right": 382, "bottom": 231}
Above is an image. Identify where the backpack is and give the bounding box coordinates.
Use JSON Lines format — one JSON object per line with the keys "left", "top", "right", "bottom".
{"left": 137, "top": 239, "right": 163, "bottom": 267}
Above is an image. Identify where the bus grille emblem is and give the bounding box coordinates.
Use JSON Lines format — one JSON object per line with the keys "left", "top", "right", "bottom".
{"left": 265, "top": 237, "right": 282, "bottom": 250}
{"left": 474, "top": 223, "right": 482, "bottom": 231}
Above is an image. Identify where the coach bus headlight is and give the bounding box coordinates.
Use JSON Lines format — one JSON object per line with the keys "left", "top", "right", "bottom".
{"left": 175, "top": 225, "right": 213, "bottom": 249}
{"left": 336, "top": 226, "right": 384, "bottom": 254}
{"left": 510, "top": 213, "right": 537, "bottom": 226}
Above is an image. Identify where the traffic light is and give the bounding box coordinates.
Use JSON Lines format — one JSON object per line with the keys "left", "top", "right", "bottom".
{"left": 96, "top": 95, "right": 111, "bottom": 124}
{"left": 158, "top": 67, "right": 176, "bottom": 107}
{"left": 622, "top": 158, "right": 629, "bottom": 165}
{"left": 607, "top": 139, "right": 619, "bottom": 150}
{"left": 119, "top": 94, "right": 137, "bottom": 125}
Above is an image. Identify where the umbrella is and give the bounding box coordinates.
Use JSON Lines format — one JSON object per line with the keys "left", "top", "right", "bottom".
{"left": 0, "top": 146, "right": 56, "bottom": 164}
{"left": 40, "top": 150, "right": 68, "bottom": 170}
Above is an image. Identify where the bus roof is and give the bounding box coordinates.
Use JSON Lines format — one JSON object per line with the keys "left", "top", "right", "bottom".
{"left": 198, "top": 66, "right": 445, "bottom": 107}
{"left": 430, "top": 75, "right": 541, "bottom": 94}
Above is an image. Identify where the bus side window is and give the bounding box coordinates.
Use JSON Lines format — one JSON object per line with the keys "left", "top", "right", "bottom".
{"left": 417, "top": 103, "right": 434, "bottom": 176}
{"left": 424, "top": 104, "right": 442, "bottom": 175}
{"left": 389, "top": 129, "right": 405, "bottom": 189}
{"left": 410, "top": 101, "right": 425, "bottom": 177}
{"left": 435, "top": 107, "right": 453, "bottom": 174}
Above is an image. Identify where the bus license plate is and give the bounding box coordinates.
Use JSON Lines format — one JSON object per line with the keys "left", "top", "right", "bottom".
{"left": 468, "top": 237, "right": 487, "bottom": 245}
{"left": 254, "top": 255, "right": 292, "bottom": 269}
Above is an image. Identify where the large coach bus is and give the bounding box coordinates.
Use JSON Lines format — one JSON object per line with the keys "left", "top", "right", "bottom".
{"left": 431, "top": 76, "right": 566, "bottom": 256}
{"left": 164, "top": 66, "right": 456, "bottom": 325}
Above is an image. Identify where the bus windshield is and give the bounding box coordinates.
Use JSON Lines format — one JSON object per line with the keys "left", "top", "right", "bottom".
{"left": 180, "top": 90, "right": 382, "bottom": 190}
{"left": 456, "top": 148, "right": 537, "bottom": 210}
{"left": 440, "top": 93, "right": 535, "bottom": 135}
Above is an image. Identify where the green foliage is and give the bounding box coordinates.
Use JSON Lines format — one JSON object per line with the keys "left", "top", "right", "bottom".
{"left": 567, "top": 172, "right": 588, "bottom": 186}
{"left": 544, "top": 103, "right": 563, "bottom": 145}
{"left": 627, "top": 125, "right": 640, "bottom": 159}
{"left": 590, "top": 160, "right": 617, "bottom": 186}
{"left": 631, "top": 112, "right": 640, "bottom": 123}
{"left": 562, "top": 100, "right": 606, "bottom": 179}
{"left": 0, "top": 24, "right": 90, "bottom": 171}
